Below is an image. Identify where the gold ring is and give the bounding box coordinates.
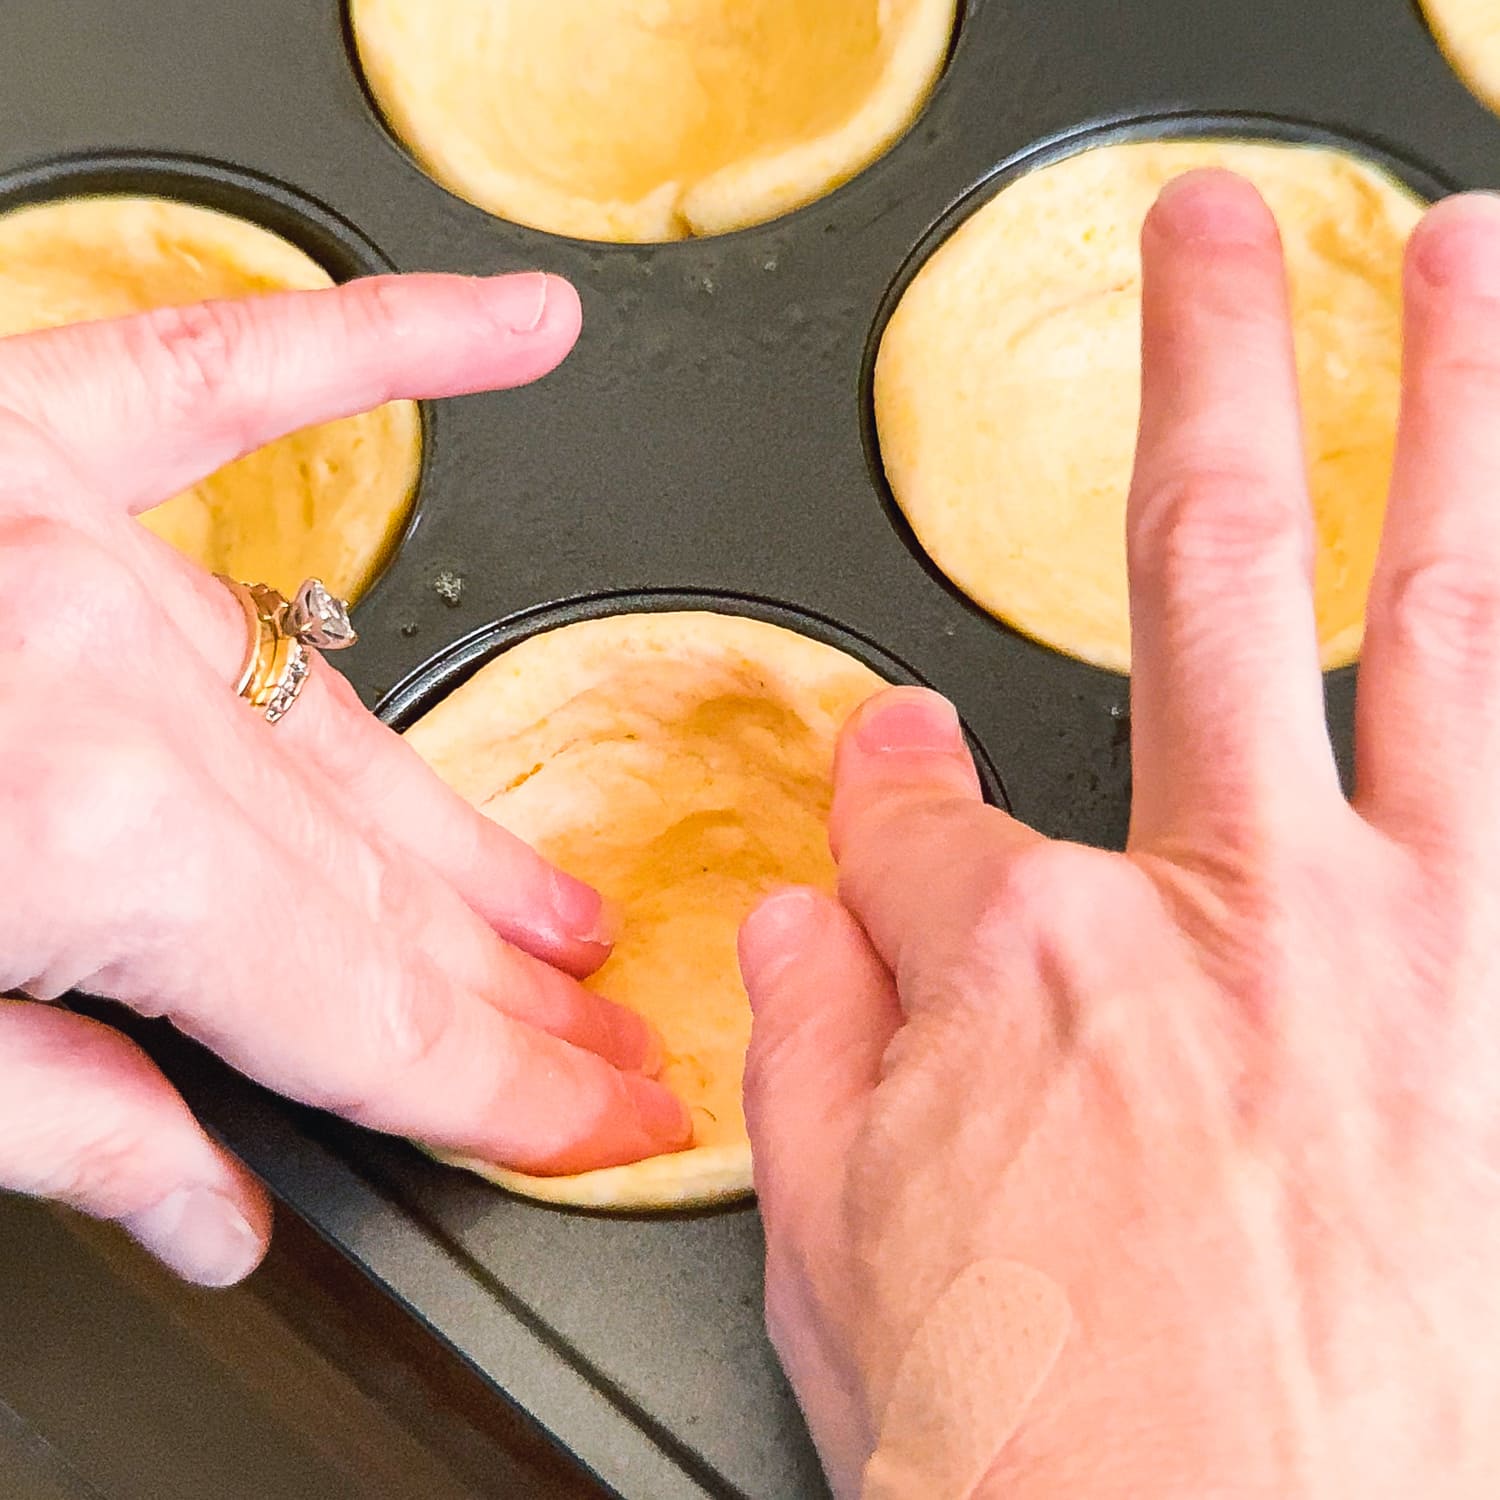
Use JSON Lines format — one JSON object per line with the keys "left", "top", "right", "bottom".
{"left": 215, "top": 576, "right": 357, "bottom": 725}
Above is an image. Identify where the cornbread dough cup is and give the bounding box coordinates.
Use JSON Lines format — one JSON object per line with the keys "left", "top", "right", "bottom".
{"left": 350, "top": 0, "right": 959, "bottom": 241}
{"left": 403, "top": 610, "right": 886, "bottom": 1209}
{"left": 874, "top": 137, "right": 1426, "bottom": 675}
{"left": 1421, "top": 0, "right": 1500, "bottom": 117}
{"left": 0, "top": 194, "right": 420, "bottom": 601}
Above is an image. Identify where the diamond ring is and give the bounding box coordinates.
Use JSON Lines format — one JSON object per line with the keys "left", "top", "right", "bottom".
{"left": 217, "top": 575, "right": 357, "bottom": 725}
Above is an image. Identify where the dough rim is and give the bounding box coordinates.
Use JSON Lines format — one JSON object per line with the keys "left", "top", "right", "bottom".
{"left": 425, "top": 1142, "right": 754, "bottom": 1211}
{"left": 350, "top": 0, "right": 959, "bottom": 241}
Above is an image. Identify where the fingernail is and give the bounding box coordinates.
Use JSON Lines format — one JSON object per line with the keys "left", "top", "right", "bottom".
{"left": 122, "top": 1186, "right": 263, "bottom": 1288}
{"left": 854, "top": 687, "right": 964, "bottom": 755}
{"left": 1152, "top": 169, "right": 1271, "bottom": 246}
{"left": 610, "top": 1007, "right": 667, "bottom": 1075}
{"left": 739, "top": 887, "right": 821, "bottom": 1002}
{"left": 1413, "top": 194, "right": 1500, "bottom": 297}
{"left": 501, "top": 271, "right": 551, "bottom": 334}
{"left": 550, "top": 869, "right": 620, "bottom": 947}
{"left": 626, "top": 1074, "right": 693, "bottom": 1150}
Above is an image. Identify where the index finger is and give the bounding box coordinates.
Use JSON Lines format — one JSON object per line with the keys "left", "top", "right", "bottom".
{"left": 827, "top": 687, "right": 1043, "bottom": 993}
{"left": 0, "top": 271, "right": 581, "bottom": 516}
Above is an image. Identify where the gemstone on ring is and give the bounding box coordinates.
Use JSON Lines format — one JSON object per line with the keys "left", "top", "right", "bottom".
{"left": 287, "top": 578, "right": 357, "bottom": 651}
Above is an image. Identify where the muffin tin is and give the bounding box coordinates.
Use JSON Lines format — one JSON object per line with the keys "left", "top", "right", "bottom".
{"left": 5, "top": 1, "right": 1497, "bottom": 1495}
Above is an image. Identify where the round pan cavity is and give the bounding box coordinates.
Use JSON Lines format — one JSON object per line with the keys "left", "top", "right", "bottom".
{"left": 382, "top": 592, "right": 1005, "bottom": 1217}
{"left": 861, "top": 113, "right": 1452, "bottom": 682}
{"left": 0, "top": 151, "right": 430, "bottom": 605}
{"left": 344, "top": 0, "right": 962, "bottom": 243}
{"left": 1416, "top": 0, "right": 1500, "bottom": 119}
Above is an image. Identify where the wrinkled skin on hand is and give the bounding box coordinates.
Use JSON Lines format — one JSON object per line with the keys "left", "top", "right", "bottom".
{"left": 741, "top": 176, "right": 1500, "bottom": 1498}
{"left": 0, "top": 270, "right": 689, "bottom": 1286}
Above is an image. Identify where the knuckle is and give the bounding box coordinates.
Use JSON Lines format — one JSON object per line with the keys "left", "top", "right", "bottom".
{"left": 1428, "top": 350, "right": 1500, "bottom": 405}
{"left": 28, "top": 730, "right": 181, "bottom": 867}
{"left": 343, "top": 275, "right": 406, "bottom": 338}
{"left": 34, "top": 1109, "right": 167, "bottom": 1219}
{"left": 27, "top": 1128, "right": 162, "bottom": 1218}
{"left": 742, "top": 1016, "right": 799, "bottom": 1117}
{"left": 1132, "top": 470, "right": 1311, "bottom": 587}
{"left": 328, "top": 962, "right": 456, "bottom": 1120}
{"left": 5, "top": 1024, "right": 178, "bottom": 1217}
{"left": 842, "top": 795, "right": 979, "bottom": 882}
{"left": 6, "top": 728, "right": 211, "bottom": 968}
{"left": 125, "top": 300, "right": 248, "bottom": 423}
{"left": 1377, "top": 556, "right": 1500, "bottom": 671}
{"left": 0, "top": 516, "right": 147, "bottom": 648}
{"left": 370, "top": 971, "right": 455, "bottom": 1076}
{"left": 967, "top": 843, "right": 1103, "bottom": 957}
{"left": 0, "top": 405, "right": 76, "bottom": 503}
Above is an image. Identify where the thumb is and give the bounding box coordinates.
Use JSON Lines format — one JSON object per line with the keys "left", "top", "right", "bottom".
{"left": 738, "top": 888, "right": 900, "bottom": 1496}
{"left": 738, "top": 888, "right": 900, "bottom": 1235}
{"left": 0, "top": 999, "right": 271, "bottom": 1286}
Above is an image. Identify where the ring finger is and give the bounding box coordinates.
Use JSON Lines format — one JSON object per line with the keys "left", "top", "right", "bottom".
{"left": 1356, "top": 194, "right": 1500, "bottom": 859}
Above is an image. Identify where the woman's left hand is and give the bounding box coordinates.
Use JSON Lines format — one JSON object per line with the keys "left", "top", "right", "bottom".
{"left": 0, "top": 270, "right": 690, "bottom": 1285}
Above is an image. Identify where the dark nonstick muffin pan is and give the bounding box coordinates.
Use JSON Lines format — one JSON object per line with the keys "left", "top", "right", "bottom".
{"left": 3, "top": 2, "right": 1496, "bottom": 1495}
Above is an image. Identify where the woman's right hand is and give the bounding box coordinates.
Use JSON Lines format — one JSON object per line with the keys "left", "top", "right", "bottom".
{"left": 741, "top": 179, "right": 1500, "bottom": 1498}
{"left": 0, "top": 270, "right": 690, "bottom": 1287}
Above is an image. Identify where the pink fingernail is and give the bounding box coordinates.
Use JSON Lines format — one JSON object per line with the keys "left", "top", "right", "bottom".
{"left": 507, "top": 272, "right": 551, "bottom": 334}
{"left": 550, "top": 869, "right": 620, "bottom": 946}
{"left": 739, "top": 887, "right": 821, "bottom": 1002}
{"left": 122, "top": 1186, "right": 263, "bottom": 1288}
{"left": 1152, "top": 170, "right": 1271, "bottom": 246}
{"left": 626, "top": 1075, "right": 693, "bottom": 1150}
{"left": 610, "top": 1007, "right": 667, "bottom": 1075}
{"left": 1412, "top": 194, "right": 1500, "bottom": 296}
{"left": 854, "top": 687, "right": 964, "bottom": 755}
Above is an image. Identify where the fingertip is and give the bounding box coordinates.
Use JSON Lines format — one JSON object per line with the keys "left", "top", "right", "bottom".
{"left": 1145, "top": 168, "right": 1278, "bottom": 250}
{"left": 846, "top": 685, "right": 965, "bottom": 756}
{"left": 547, "top": 867, "right": 621, "bottom": 950}
{"left": 120, "top": 1178, "right": 270, "bottom": 1289}
{"left": 605, "top": 1002, "right": 667, "bottom": 1076}
{"left": 830, "top": 688, "right": 982, "bottom": 858}
{"left": 537, "top": 272, "right": 583, "bottom": 346}
{"left": 624, "top": 1073, "right": 694, "bottom": 1153}
{"left": 1409, "top": 192, "right": 1500, "bottom": 299}
{"left": 479, "top": 270, "right": 581, "bottom": 344}
{"left": 739, "top": 886, "right": 827, "bottom": 1007}
{"left": 459, "top": 271, "right": 582, "bottom": 388}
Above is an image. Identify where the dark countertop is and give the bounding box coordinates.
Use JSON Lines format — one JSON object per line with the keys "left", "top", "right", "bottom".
{"left": 0, "top": 1193, "right": 612, "bottom": 1500}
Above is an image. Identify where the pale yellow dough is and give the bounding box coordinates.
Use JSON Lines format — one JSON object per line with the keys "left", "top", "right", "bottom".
{"left": 349, "top": 0, "right": 958, "bottom": 241}
{"left": 0, "top": 196, "right": 421, "bottom": 601}
{"left": 404, "top": 611, "right": 886, "bottom": 1210}
{"left": 1422, "top": 0, "right": 1500, "bottom": 115}
{"left": 874, "top": 139, "right": 1425, "bottom": 675}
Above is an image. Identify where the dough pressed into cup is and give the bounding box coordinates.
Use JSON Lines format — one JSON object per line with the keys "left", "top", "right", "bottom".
{"left": 0, "top": 195, "right": 421, "bottom": 601}
{"left": 350, "top": 0, "right": 958, "bottom": 242}
{"left": 1420, "top": 0, "right": 1500, "bottom": 116}
{"left": 874, "top": 138, "right": 1425, "bottom": 675}
{"left": 403, "top": 610, "right": 886, "bottom": 1210}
